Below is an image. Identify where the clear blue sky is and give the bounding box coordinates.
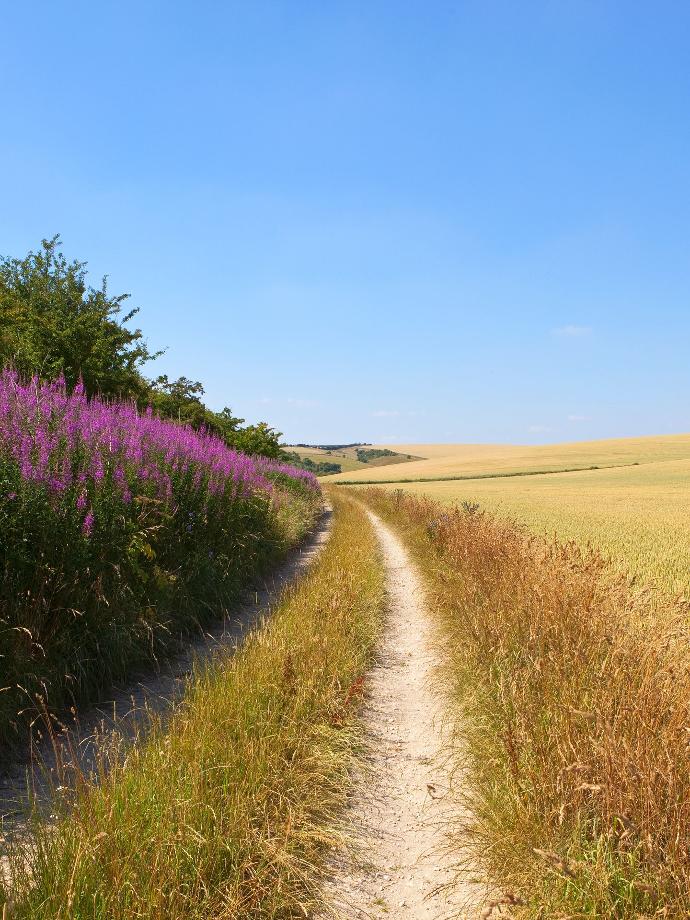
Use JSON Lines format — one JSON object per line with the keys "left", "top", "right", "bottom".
{"left": 2, "top": 1, "right": 689, "bottom": 445}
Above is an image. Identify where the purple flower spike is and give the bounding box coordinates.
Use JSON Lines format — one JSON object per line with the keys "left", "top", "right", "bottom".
{"left": 0, "top": 368, "right": 318, "bottom": 527}
{"left": 82, "top": 509, "right": 95, "bottom": 537}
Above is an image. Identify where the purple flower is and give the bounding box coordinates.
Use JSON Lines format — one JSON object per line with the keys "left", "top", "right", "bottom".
{"left": 81, "top": 509, "right": 95, "bottom": 537}
{"left": 0, "top": 368, "right": 319, "bottom": 529}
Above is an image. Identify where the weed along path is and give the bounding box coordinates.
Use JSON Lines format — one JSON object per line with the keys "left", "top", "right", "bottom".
{"left": 323, "top": 508, "right": 487, "bottom": 919}
{"left": 0, "top": 506, "right": 333, "bottom": 841}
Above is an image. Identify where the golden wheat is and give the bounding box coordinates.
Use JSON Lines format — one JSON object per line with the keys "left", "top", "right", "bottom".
{"left": 325, "top": 433, "right": 690, "bottom": 483}
{"left": 375, "top": 459, "right": 690, "bottom": 593}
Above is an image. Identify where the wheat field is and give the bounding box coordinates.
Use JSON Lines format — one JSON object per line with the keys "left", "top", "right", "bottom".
{"left": 324, "top": 433, "right": 690, "bottom": 483}
{"left": 376, "top": 461, "right": 690, "bottom": 593}
{"left": 330, "top": 435, "right": 690, "bottom": 594}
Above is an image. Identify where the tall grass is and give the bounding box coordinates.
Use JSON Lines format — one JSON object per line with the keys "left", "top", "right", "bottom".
{"left": 362, "top": 488, "right": 690, "bottom": 917}
{"left": 1, "top": 491, "right": 385, "bottom": 919}
{"left": 0, "top": 370, "right": 318, "bottom": 749}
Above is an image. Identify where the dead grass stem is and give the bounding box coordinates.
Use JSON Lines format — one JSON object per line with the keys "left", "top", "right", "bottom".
{"left": 362, "top": 487, "right": 690, "bottom": 918}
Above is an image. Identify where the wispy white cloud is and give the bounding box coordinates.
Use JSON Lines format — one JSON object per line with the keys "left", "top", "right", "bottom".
{"left": 528, "top": 424, "right": 551, "bottom": 433}
{"left": 567, "top": 414, "right": 590, "bottom": 422}
{"left": 553, "top": 324, "right": 592, "bottom": 337}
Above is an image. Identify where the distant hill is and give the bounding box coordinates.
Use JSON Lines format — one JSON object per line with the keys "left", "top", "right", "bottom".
{"left": 285, "top": 444, "right": 420, "bottom": 476}
{"left": 293, "top": 442, "right": 371, "bottom": 450}
{"left": 322, "top": 433, "right": 690, "bottom": 483}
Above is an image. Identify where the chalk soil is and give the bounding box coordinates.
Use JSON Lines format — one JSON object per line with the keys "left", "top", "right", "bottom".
{"left": 323, "top": 510, "right": 487, "bottom": 919}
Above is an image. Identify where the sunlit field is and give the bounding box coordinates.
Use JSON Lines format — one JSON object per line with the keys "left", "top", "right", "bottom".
{"left": 325, "top": 433, "right": 690, "bottom": 483}
{"left": 370, "top": 459, "right": 690, "bottom": 594}
{"left": 328, "top": 434, "right": 690, "bottom": 594}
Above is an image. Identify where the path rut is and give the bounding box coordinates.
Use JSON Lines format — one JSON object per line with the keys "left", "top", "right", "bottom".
{"left": 0, "top": 507, "right": 333, "bottom": 841}
{"left": 323, "top": 509, "right": 487, "bottom": 919}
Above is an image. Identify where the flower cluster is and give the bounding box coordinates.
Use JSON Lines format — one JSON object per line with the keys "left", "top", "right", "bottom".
{"left": 0, "top": 369, "right": 317, "bottom": 532}
{"left": 0, "top": 370, "right": 319, "bottom": 747}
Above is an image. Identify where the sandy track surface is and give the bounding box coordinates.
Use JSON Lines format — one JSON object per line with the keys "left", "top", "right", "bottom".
{"left": 322, "top": 509, "right": 487, "bottom": 919}
{"left": 0, "top": 506, "right": 333, "bottom": 838}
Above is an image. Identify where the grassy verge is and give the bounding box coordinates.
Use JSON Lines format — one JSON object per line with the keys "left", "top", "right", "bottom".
{"left": 0, "top": 366, "right": 323, "bottom": 750}
{"left": 0, "top": 479, "right": 319, "bottom": 755}
{"left": 1, "top": 491, "right": 385, "bottom": 919}
{"left": 360, "top": 488, "right": 690, "bottom": 918}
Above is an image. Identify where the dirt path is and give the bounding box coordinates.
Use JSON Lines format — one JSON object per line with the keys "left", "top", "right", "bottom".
{"left": 0, "top": 506, "right": 333, "bottom": 840}
{"left": 323, "top": 509, "right": 487, "bottom": 920}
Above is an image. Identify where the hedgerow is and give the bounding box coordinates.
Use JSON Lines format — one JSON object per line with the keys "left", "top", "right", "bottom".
{"left": 0, "top": 370, "right": 319, "bottom": 749}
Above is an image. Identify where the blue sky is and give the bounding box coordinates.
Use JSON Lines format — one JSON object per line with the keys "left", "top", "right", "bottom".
{"left": 2, "top": 1, "right": 689, "bottom": 445}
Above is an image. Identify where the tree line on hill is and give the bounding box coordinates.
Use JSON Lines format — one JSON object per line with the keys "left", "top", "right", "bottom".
{"left": 282, "top": 447, "right": 406, "bottom": 477}
{"left": 0, "top": 237, "right": 282, "bottom": 457}
{"left": 283, "top": 452, "right": 343, "bottom": 475}
{"left": 293, "top": 446, "right": 400, "bottom": 464}
{"left": 355, "top": 448, "right": 397, "bottom": 462}
{"left": 293, "top": 442, "right": 371, "bottom": 451}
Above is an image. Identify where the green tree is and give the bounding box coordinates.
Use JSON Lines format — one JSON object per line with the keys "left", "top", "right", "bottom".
{"left": 232, "top": 421, "right": 283, "bottom": 459}
{"left": 0, "top": 236, "right": 287, "bottom": 459}
{"left": 148, "top": 375, "right": 209, "bottom": 427}
{"left": 148, "top": 378, "right": 283, "bottom": 457}
{"left": 0, "top": 236, "right": 160, "bottom": 397}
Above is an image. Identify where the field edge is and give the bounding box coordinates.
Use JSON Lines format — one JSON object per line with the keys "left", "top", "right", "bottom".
{"left": 1, "top": 490, "right": 387, "bottom": 919}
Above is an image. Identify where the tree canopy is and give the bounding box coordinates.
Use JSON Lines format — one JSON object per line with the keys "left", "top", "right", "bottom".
{"left": 0, "top": 236, "right": 283, "bottom": 458}
{"left": 0, "top": 236, "right": 159, "bottom": 398}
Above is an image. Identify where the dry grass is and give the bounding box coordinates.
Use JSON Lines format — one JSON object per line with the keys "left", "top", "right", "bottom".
{"left": 373, "top": 459, "right": 690, "bottom": 594}
{"left": 1, "top": 491, "right": 385, "bottom": 919}
{"left": 324, "top": 433, "right": 690, "bottom": 483}
{"left": 362, "top": 488, "right": 690, "bottom": 918}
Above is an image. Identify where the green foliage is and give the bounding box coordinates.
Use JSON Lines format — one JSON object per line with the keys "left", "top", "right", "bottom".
{"left": 148, "top": 378, "right": 283, "bottom": 458}
{"left": 0, "top": 236, "right": 285, "bottom": 458}
{"left": 284, "top": 451, "right": 343, "bottom": 476}
{"left": 355, "top": 448, "right": 397, "bottom": 463}
{"left": 147, "top": 374, "right": 210, "bottom": 427}
{"left": 295, "top": 442, "right": 368, "bottom": 451}
{"left": 230, "top": 420, "right": 283, "bottom": 459}
{"left": 2, "top": 494, "right": 384, "bottom": 919}
{"left": 0, "top": 236, "right": 159, "bottom": 399}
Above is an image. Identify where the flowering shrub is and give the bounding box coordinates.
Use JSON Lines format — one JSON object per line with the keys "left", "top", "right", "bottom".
{"left": 0, "top": 371, "right": 319, "bottom": 747}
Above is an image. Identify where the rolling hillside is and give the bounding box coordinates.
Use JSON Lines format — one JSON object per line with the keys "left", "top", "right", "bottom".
{"left": 324, "top": 433, "right": 690, "bottom": 482}
{"left": 286, "top": 445, "right": 419, "bottom": 474}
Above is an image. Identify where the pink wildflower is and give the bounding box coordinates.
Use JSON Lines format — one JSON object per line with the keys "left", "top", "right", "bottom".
{"left": 82, "top": 509, "right": 95, "bottom": 537}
